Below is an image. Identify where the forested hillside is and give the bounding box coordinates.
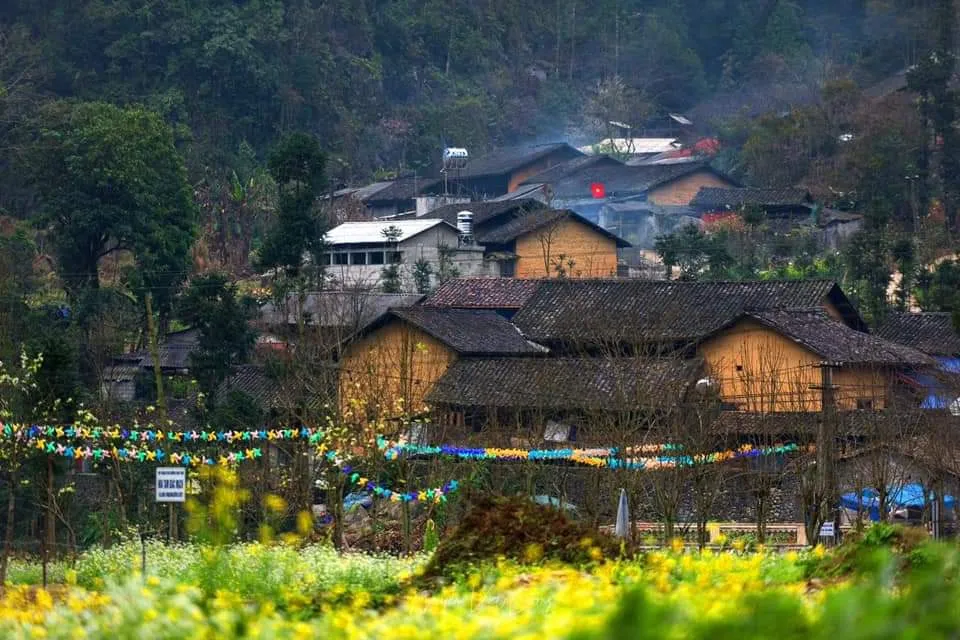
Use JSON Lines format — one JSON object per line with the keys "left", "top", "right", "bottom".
{"left": 0, "top": 0, "right": 940, "bottom": 186}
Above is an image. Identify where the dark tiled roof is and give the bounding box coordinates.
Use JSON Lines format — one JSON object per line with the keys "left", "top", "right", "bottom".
{"left": 746, "top": 309, "right": 933, "bottom": 367}
{"left": 511, "top": 279, "right": 851, "bottom": 346}
{"left": 138, "top": 329, "right": 201, "bottom": 370}
{"left": 259, "top": 292, "right": 423, "bottom": 329}
{"left": 690, "top": 187, "right": 811, "bottom": 209}
{"left": 388, "top": 307, "right": 546, "bottom": 356}
{"left": 428, "top": 357, "right": 702, "bottom": 410}
{"left": 710, "top": 410, "right": 926, "bottom": 437}
{"left": 818, "top": 208, "right": 863, "bottom": 226}
{"left": 863, "top": 69, "right": 909, "bottom": 100}
{"left": 423, "top": 278, "right": 542, "bottom": 310}
{"left": 422, "top": 199, "right": 547, "bottom": 227}
{"left": 461, "top": 143, "right": 582, "bottom": 178}
{"left": 547, "top": 161, "right": 726, "bottom": 199}
{"left": 519, "top": 155, "right": 623, "bottom": 185}
{"left": 216, "top": 365, "right": 285, "bottom": 407}
{"left": 477, "top": 209, "right": 630, "bottom": 247}
{"left": 365, "top": 176, "right": 440, "bottom": 203}
{"left": 876, "top": 312, "right": 960, "bottom": 356}
{"left": 215, "top": 365, "right": 329, "bottom": 410}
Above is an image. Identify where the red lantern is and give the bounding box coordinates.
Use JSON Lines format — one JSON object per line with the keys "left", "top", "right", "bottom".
{"left": 590, "top": 182, "right": 606, "bottom": 199}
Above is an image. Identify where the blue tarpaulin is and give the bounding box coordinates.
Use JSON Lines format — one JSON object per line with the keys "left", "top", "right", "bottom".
{"left": 841, "top": 484, "right": 955, "bottom": 521}
{"left": 901, "top": 357, "right": 960, "bottom": 409}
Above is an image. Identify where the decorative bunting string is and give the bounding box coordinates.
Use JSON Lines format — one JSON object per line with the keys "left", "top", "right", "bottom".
{"left": 3, "top": 424, "right": 324, "bottom": 445}
{"left": 384, "top": 443, "right": 683, "bottom": 462}
{"left": 383, "top": 442, "right": 800, "bottom": 470}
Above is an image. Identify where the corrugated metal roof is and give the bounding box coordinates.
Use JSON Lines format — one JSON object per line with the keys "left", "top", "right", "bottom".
{"left": 323, "top": 219, "right": 455, "bottom": 245}
{"left": 579, "top": 138, "right": 681, "bottom": 155}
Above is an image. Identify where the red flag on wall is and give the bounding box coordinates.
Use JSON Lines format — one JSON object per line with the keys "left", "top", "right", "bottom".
{"left": 590, "top": 182, "right": 606, "bottom": 199}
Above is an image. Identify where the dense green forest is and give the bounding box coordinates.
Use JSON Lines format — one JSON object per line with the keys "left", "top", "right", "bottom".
{"left": 0, "top": 0, "right": 945, "bottom": 185}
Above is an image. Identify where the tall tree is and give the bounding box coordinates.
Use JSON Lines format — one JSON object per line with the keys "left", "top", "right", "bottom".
{"left": 178, "top": 273, "right": 258, "bottom": 395}
{"left": 258, "top": 133, "right": 328, "bottom": 277}
{"left": 27, "top": 101, "right": 196, "bottom": 318}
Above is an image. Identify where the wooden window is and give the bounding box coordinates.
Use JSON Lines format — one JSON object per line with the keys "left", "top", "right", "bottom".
{"left": 369, "top": 251, "right": 385, "bottom": 265}
{"left": 856, "top": 399, "right": 874, "bottom": 411}
{"left": 388, "top": 251, "right": 403, "bottom": 264}
{"left": 500, "top": 260, "right": 516, "bottom": 277}
{"left": 334, "top": 253, "right": 349, "bottom": 265}
{"left": 350, "top": 252, "right": 367, "bottom": 265}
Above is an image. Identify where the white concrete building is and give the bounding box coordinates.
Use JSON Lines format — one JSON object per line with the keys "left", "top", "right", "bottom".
{"left": 320, "top": 219, "right": 493, "bottom": 291}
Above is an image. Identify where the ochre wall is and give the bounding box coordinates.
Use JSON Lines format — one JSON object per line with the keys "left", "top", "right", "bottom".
{"left": 339, "top": 320, "right": 457, "bottom": 419}
{"left": 513, "top": 218, "right": 619, "bottom": 278}
{"left": 648, "top": 171, "right": 734, "bottom": 206}
{"left": 697, "top": 318, "right": 889, "bottom": 412}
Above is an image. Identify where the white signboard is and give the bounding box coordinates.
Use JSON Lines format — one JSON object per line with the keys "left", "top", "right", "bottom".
{"left": 155, "top": 467, "right": 186, "bottom": 503}
{"left": 819, "top": 521, "right": 835, "bottom": 537}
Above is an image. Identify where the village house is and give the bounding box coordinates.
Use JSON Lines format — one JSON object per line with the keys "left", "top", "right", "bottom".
{"left": 330, "top": 176, "right": 444, "bottom": 219}
{"left": 877, "top": 312, "right": 960, "bottom": 410}
{"left": 101, "top": 328, "right": 201, "bottom": 403}
{"left": 324, "top": 201, "right": 630, "bottom": 290}
{"left": 435, "top": 142, "right": 584, "bottom": 199}
{"left": 508, "top": 279, "right": 930, "bottom": 413}
{"left": 337, "top": 306, "right": 547, "bottom": 419}
{"left": 514, "top": 161, "right": 737, "bottom": 265}
{"left": 339, "top": 278, "right": 934, "bottom": 447}
{"left": 690, "top": 186, "right": 864, "bottom": 248}
{"left": 421, "top": 199, "right": 628, "bottom": 278}
{"left": 257, "top": 290, "right": 423, "bottom": 348}
{"left": 320, "top": 219, "right": 494, "bottom": 291}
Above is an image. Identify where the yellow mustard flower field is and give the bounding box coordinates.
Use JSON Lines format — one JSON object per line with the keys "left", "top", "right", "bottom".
{"left": 0, "top": 524, "right": 956, "bottom": 640}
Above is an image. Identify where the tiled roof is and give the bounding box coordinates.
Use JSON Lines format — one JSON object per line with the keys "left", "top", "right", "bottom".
{"left": 519, "top": 155, "right": 623, "bottom": 185}
{"left": 332, "top": 181, "right": 394, "bottom": 200}
{"left": 388, "top": 307, "right": 546, "bottom": 356}
{"left": 477, "top": 209, "right": 630, "bottom": 247}
{"left": 427, "top": 357, "right": 702, "bottom": 410}
{"left": 423, "top": 278, "right": 541, "bottom": 310}
{"left": 746, "top": 309, "right": 933, "bottom": 367}
{"left": 422, "top": 199, "right": 547, "bottom": 227}
{"left": 818, "top": 208, "right": 863, "bottom": 226}
{"left": 546, "top": 161, "right": 725, "bottom": 199}
{"left": 259, "top": 292, "right": 422, "bottom": 328}
{"left": 460, "top": 143, "right": 582, "bottom": 178}
{"left": 710, "top": 410, "right": 926, "bottom": 437}
{"left": 216, "top": 365, "right": 285, "bottom": 408}
{"left": 691, "top": 187, "right": 811, "bottom": 209}
{"left": 215, "top": 365, "right": 330, "bottom": 410}
{"left": 876, "top": 312, "right": 960, "bottom": 356}
{"left": 511, "top": 279, "right": 852, "bottom": 346}
{"left": 365, "top": 176, "right": 440, "bottom": 203}
{"left": 139, "top": 329, "right": 201, "bottom": 370}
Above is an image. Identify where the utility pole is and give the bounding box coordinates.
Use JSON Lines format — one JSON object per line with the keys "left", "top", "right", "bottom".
{"left": 816, "top": 363, "right": 839, "bottom": 544}
{"left": 145, "top": 293, "right": 167, "bottom": 423}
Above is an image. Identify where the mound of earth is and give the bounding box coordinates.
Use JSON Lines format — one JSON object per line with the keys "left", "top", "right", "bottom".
{"left": 422, "top": 494, "right": 622, "bottom": 578}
